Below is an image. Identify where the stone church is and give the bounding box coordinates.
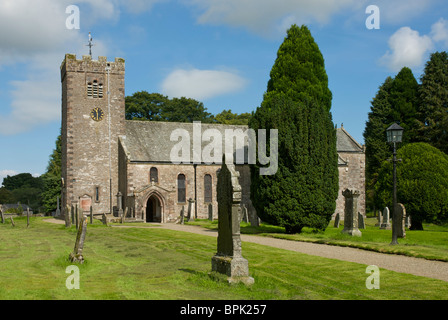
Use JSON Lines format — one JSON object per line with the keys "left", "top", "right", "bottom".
{"left": 60, "top": 54, "right": 365, "bottom": 224}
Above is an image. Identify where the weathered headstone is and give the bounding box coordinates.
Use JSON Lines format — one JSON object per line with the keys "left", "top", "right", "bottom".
{"left": 187, "top": 198, "right": 195, "bottom": 221}
{"left": 249, "top": 207, "right": 259, "bottom": 227}
{"left": 65, "top": 205, "right": 71, "bottom": 228}
{"left": 395, "top": 203, "right": 406, "bottom": 238}
{"left": 358, "top": 212, "right": 365, "bottom": 229}
{"left": 375, "top": 209, "right": 383, "bottom": 227}
{"left": 380, "top": 207, "right": 391, "bottom": 230}
{"left": 211, "top": 159, "right": 254, "bottom": 285}
{"left": 0, "top": 206, "right": 4, "bottom": 224}
{"left": 180, "top": 205, "right": 185, "bottom": 225}
{"left": 405, "top": 214, "right": 411, "bottom": 229}
{"left": 122, "top": 207, "right": 128, "bottom": 224}
{"left": 55, "top": 196, "right": 61, "bottom": 217}
{"left": 341, "top": 189, "right": 362, "bottom": 236}
{"left": 241, "top": 205, "right": 249, "bottom": 223}
{"left": 334, "top": 213, "right": 340, "bottom": 228}
{"left": 117, "top": 192, "right": 123, "bottom": 219}
{"left": 69, "top": 217, "right": 88, "bottom": 264}
{"left": 208, "top": 203, "right": 213, "bottom": 221}
{"left": 10, "top": 216, "right": 15, "bottom": 227}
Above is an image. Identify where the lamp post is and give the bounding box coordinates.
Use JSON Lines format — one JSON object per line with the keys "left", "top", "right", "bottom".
{"left": 386, "top": 123, "right": 404, "bottom": 245}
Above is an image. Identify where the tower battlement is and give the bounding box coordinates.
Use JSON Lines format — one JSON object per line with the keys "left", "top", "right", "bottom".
{"left": 61, "top": 54, "right": 125, "bottom": 80}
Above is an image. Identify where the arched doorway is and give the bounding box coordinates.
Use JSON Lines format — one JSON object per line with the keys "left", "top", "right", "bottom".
{"left": 146, "top": 195, "right": 162, "bottom": 222}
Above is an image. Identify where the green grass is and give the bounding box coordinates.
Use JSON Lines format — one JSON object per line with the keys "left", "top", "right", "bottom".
{"left": 186, "top": 218, "right": 448, "bottom": 262}
{"left": 0, "top": 216, "right": 447, "bottom": 300}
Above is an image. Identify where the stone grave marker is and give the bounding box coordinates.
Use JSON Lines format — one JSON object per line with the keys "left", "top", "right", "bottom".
{"left": 405, "top": 214, "right": 411, "bottom": 229}
{"left": 380, "top": 207, "right": 391, "bottom": 230}
{"left": 10, "top": 216, "right": 15, "bottom": 227}
{"left": 187, "top": 198, "right": 195, "bottom": 221}
{"left": 55, "top": 196, "right": 61, "bottom": 217}
{"left": 375, "top": 209, "right": 383, "bottom": 227}
{"left": 211, "top": 159, "right": 254, "bottom": 285}
{"left": 1, "top": 205, "right": 5, "bottom": 224}
{"left": 208, "top": 203, "right": 213, "bottom": 221}
{"left": 395, "top": 203, "right": 406, "bottom": 238}
{"left": 180, "top": 205, "right": 185, "bottom": 225}
{"left": 69, "top": 217, "right": 88, "bottom": 264}
{"left": 334, "top": 213, "right": 340, "bottom": 228}
{"left": 358, "top": 212, "right": 365, "bottom": 229}
{"left": 65, "top": 205, "right": 71, "bottom": 228}
{"left": 341, "top": 189, "right": 362, "bottom": 236}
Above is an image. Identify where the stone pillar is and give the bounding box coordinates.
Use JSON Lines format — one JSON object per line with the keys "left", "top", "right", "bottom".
{"left": 341, "top": 189, "right": 362, "bottom": 237}
{"left": 187, "top": 198, "right": 195, "bottom": 222}
{"left": 334, "top": 213, "right": 340, "bottom": 228}
{"left": 211, "top": 159, "right": 254, "bottom": 285}
{"left": 116, "top": 192, "right": 123, "bottom": 218}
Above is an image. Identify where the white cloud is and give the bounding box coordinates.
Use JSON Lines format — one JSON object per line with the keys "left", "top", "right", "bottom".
{"left": 431, "top": 18, "right": 448, "bottom": 47}
{"left": 380, "top": 27, "right": 434, "bottom": 72}
{"left": 186, "top": 0, "right": 360, "bottom": 36}
{"left": 160, "top": 68, "right": 248, "bottom": 101}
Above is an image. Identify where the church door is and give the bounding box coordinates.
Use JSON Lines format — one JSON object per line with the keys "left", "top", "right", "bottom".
{"left": 146, "top": 195, "right": 161, "bottom": 222}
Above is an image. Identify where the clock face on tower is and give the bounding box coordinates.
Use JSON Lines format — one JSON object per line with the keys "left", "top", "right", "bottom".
{"left": 90, "top": 107, "right": 104, "bottom": 121}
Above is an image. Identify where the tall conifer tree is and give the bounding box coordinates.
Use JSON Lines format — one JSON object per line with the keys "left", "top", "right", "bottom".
{"left": 249, "top": 25, "right": 338, "bottom": 234}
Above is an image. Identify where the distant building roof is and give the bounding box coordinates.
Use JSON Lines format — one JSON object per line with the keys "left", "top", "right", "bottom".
{"left": 336, "top": 125, "right": 364, "bottom": 153}
{"left": 120, "top": 120, "right": 364, "bottom": 163}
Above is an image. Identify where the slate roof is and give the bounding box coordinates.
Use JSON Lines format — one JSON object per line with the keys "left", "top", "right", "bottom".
{"left": 120, "top": 121, "right": 364, "bottom": 163}
{"left": 121, "top": 120, "right": 250, "bottom": 163}
{"left": 336, "top": 126, "right": 364, "bottom": 153}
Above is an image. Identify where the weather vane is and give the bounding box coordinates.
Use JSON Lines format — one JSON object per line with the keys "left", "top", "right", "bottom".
{"left": 86, "top": 32, "right": 95, "bottom": 56}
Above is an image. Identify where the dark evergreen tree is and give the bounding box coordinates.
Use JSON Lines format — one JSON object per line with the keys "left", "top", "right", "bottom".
{"left": 249, "top": 25, "right": 338, "bottom": 234}
{"left": 418, "top": 51, "right": 448, "bottom": 154}
{"left": 40, "top": 134, "right": 62, "bottom": 213}
{"left": 363, "top": 67, "right": 420, "bottom": 210}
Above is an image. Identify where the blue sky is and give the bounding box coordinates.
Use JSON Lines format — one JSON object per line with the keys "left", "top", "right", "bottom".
{"left": 1, "top": 0, "right": 448, "bottom": 185}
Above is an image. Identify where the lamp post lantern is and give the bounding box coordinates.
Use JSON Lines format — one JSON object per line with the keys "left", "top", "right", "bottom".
{"left": 386, "top": 123, "right": 404, "bottom": 245}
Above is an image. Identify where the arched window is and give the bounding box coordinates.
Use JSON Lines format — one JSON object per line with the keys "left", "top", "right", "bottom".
{"left": 150, "top": 167, "right": 158, "bottom": 183}
{"left": 204, "top": 174, "right": 212, "bottom": 203}
{"left": 177, "top": 174, "right": 186, "bottom": 203}
{"left": 87, "top": 80, "right": 103, "bottom": 98}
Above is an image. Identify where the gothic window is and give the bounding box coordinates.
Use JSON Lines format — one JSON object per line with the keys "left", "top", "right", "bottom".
{"left": 177, "top": 174, "right": 186, "bottom": 203}
{"left": 150, "top": 167, "right": 158, "bottom": 183}
{"left": 204, "top": 174, "right": 212, "bottom": 203}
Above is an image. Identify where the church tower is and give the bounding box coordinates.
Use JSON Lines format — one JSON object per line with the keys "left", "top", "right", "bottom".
{"left": 60, "top": 54, "right": 125, "bottom": 215}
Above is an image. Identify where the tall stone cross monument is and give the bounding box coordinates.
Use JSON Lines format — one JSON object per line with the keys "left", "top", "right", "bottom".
{"left": 211, "top": 158, "right": 254, "bottom": 285}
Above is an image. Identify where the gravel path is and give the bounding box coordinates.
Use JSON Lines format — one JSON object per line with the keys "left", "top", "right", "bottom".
{"left": 157, "top": 223, "right": 448, "bottom": 282}
{"left": 44, "top": 218, "right": 448, "bottom": 282}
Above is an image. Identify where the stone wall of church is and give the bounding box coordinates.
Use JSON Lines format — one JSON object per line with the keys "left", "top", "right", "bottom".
{"left": 335, "top": 152, "right": 366, "bottom": 219}
{"left": 122, "top": 161, "right": 254, "bottom": 223}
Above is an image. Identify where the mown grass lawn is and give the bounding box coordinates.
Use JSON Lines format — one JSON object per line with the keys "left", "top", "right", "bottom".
{"left": 0, "top": 216, "right": 447, "bottom": 300}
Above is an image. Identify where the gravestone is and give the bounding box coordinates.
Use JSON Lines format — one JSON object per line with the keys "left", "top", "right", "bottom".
{"left": 405, "top": 214, "right": 411, "bottom": 229}
{"left": 395, "top": 203, "right": 406, "bottom": 238}
{"left": 0, "top": 206, "right": 4, "bottom": 224}
{"left": 380, "top": 207, "right": 391, "bottom": 230}
{"left": 341, "top": 189, "right": 362, "bottom": 236}
{"left": 55, "top": 196, "right": 61, "bottom": 217}
{"left": 69, "top": 217, "right": 88, "bottom": 264}
{"left": 241, "top": 205, "right": 249, "bottom": 223}
{"left": 117, "top": 192, "right": 124, "bottom": 219}
{"left": 334, "top": 213, "right": 340, "bottom": 228}
{"left": 358, "top": 212, "right": 365, "bottom": 229}
{"left": 187, "top": 198, "right": 195, "bottom": 221}
{"left": 375, "top": 209, "right": 383, "bottom": 227}
{"left": 211, "top": 159, "right": 254, "bottom": 285}
{"left": 208, "top": 203, "right": 213, "bottom": 221}
{"left": 65, "top": 205, "right": 71, "bottom": 228}
{"left": 180, "top": 205, "right": 185, "bottom": 225}
{"left": 10, "top": 217, "right": 15, "bottom": 227}
{"left": 249, "top": 207, "right": 259, "bottom": 227}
